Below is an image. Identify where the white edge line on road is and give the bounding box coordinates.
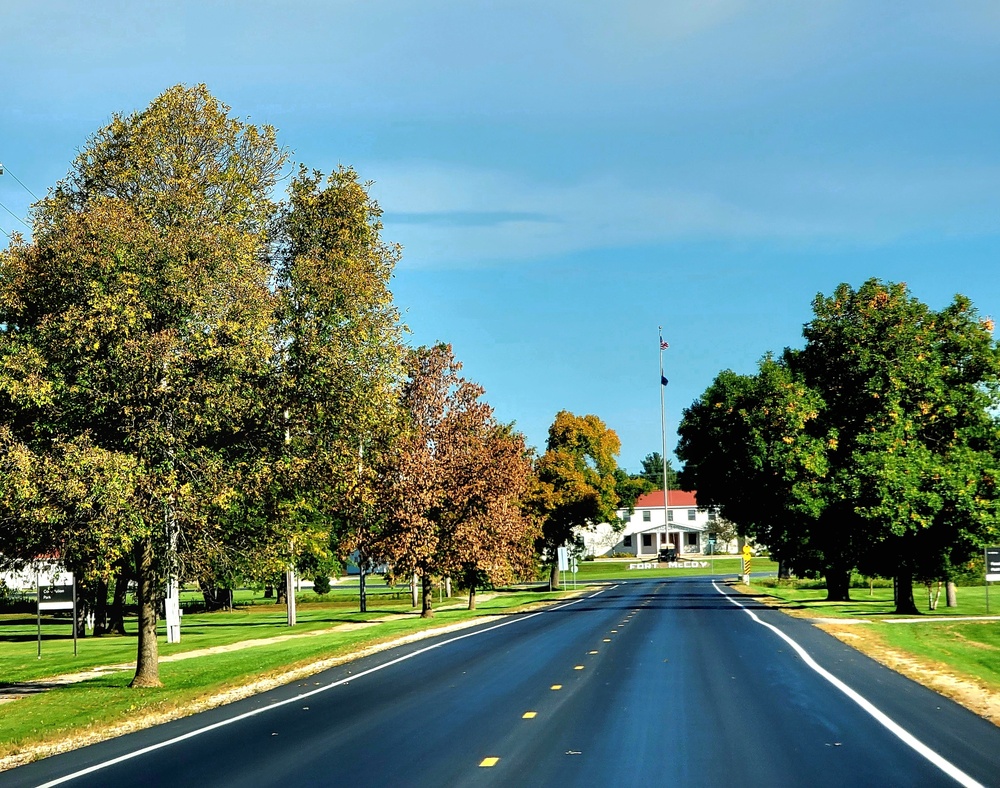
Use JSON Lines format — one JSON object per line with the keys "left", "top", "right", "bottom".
{"left": 711, "top": 581, "right": 983, "bottom": 788}
{"left": 36, "top": 584, "right": 617, "bottom": 787}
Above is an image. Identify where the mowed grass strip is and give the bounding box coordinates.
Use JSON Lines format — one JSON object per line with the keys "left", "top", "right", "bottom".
{"left": 574, "top": 556, "right": 778, "bottom": 582}
{"left": 746, "top": 580, "right": 997, "bottom": 619}
{"left": 877, "top": 621, "right": 1000, "bottom": 689}
{"left": 1, "top": 596, "right": 422, "bottom": 685}
{"left": 0, "top": 590, "right": 564, "bottom": 763}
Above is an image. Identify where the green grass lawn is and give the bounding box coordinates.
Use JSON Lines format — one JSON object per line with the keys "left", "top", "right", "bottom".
{"left": 573, "top": 556, "right": 778, "bottom": 581}
{"left": 877, "top": 621, "right": 1000, "bottom": 688}
{"left": 747, "top": 579, "right": 998, "bottom": 618}
{"left": 2, "top": 598, "right": 418, "bottom": 684}
{"left": 0, "top": 582, "right": 542, "bottom": 685}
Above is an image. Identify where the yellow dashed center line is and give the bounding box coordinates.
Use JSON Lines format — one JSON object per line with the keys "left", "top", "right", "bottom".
{"left": 603, "top": 638, "right": 611, "bottom": 642}
{"left": 480, "top": 757, "right": 500, "bottom": 767}
{"left": 551, "top": 684, "right": 563, "bottom": 690}
{"left": 574, "top": 665, "right": 584, "bottom": 670}
{"left": 522, "top": 711, "right": 537, "bottom": 719}
{"left": 588, "top": 650, "right": 598, "bottom": 654}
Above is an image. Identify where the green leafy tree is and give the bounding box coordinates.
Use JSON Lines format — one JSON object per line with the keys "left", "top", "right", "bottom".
{"left": 793, "top": 280, "right": 1000, "bottom": 611}
{"left": 680, "top": 279, "right": 1000, "bottom": 611}
{"left": 677, "top": 359, "right": 828, "bottom": 585}
{"left": 532, "top": 411, "right": 626, "bottom": 589}
{"left": 0, "top": 84, "right": 286, "bottom": 686}
{"left": 615, "top": 467, "right": 653, "bottom": 512}
{"left": 272, "top": 165, "right": 403, "bottom": 612}
{"left": 637, "top": 451, "right": 678, "bottom": 490}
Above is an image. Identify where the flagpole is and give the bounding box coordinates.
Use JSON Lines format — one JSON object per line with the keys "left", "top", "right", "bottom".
{"left": 659, "top": 327, "right": 670, "bottom": 557}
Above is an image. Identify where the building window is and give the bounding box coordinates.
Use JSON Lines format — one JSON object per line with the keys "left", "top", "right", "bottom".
{"left": 660, "top": 532, "right": 667, "bottom": 544}
{"left": 687, "top": 509, "right": 696, "bottom": 521}
{"left": 708, "top": 509, "right": 718, "bottom": 522}
{"left": 623, "top": 535, "right": 632, "bottom": 547}
{"left": 667, "top": 510, "right": 674, "bottom": 522}
{"left": 642, "top": 534, "right": 653, "bottom": 547}
{"left": 685, "top": 532, "right": 698, "bottom": 546}
{"left": 642, "top": 510, "right": 651, "bottom": 522}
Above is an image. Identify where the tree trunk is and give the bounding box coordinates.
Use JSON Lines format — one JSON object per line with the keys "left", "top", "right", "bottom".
{"left": 276, "top": 581, "right": 286, "bottom": 604}
{"left": 549, "top": 562, "right": 560, "bottom": 591}
{"left": 946, "top": 580, "right": 957, "bottom": 608}
{"left": 91, "top": 578, "right": 110, "bottom": 636}
{"left": 107, "top": 563, "right": 129, "bottom": 635}
{"left": 129, "top": 538, "right": 162, "bottom": 688}
{"left": 421, "top": 573, "right": 433, "bottom": 618}
{"left": 468, "top": 585, "right": 476, "bottom": 610}
{"left": 74, "top": 577, "right": 90, "bottom": 638}
{"left": 359, "top": 566, "right": 367, "bottom": 613}
{"left": 201, "top": 584, "right": 233, "bottom": 611}
{"left": 893, "top": 568, "right": 920, "bottom": 615}
{"left": 824, "top": 568, "right": 851, "bottom": 602}
{"left": 778, "top": 560, "right": 791, "bottom": 580}
{"left": 264, "top": 585, "right": 274, "bottom": 599}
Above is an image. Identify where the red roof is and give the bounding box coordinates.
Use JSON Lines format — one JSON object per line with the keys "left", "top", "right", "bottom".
{"left": 634, "top": 490, "right": 698, "bottom": 508}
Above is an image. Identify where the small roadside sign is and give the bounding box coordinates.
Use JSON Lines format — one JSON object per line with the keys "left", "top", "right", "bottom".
{"left": 35, "top": 569, "right": 76, "bottom": 658}
{"left": 38, "top": 583, "right": 74, "bottom": 611}
{"left": 985, "top": 547, "right": 1000, "bottom": 582}
{"left": 986, "top": 547, "right": 1000, "bottom": 614}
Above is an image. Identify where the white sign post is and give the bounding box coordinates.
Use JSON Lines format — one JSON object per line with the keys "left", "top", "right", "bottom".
{"left": 557, "top": 546, "right": 569, "bottom": 590}
{"left": 286, "top": 568, "right": 297, "bottom": 626}
{"left": 165, "top": 577, "right": 181, "bottom": 644}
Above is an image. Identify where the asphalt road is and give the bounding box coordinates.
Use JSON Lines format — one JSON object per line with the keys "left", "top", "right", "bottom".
{"left": 3, "top": 577, "right": 999, "bottom": 787}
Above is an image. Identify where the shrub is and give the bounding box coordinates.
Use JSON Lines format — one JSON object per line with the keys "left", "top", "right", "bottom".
{"left": 312, "top": 574, "right": 332, "bottom": 595}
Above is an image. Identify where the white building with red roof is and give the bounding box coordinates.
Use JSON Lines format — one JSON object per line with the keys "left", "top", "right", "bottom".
{"left": 578, "top": 489, "right": 719, "bottom": 558}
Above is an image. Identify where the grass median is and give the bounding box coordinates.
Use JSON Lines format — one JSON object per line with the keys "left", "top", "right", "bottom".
{"left": 573, "top": 556, "right": 778, "bottom": 582}
{"left": 0, "top": 586, "right": 572, "bottom": 766}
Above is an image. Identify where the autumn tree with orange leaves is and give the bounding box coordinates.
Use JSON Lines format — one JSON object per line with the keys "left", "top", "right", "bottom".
{"left": 376, "top": 344, "right": 537, "bottom": 616}
{"left": 436, "top": 419, "right": 538, "bottom": 610}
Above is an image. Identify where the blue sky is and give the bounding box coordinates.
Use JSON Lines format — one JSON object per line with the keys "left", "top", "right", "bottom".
{"left": 3, "top": 1, "right": 999, "bottom": 472}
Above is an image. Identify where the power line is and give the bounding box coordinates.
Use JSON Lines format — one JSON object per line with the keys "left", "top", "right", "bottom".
{"left": 0, "top": 163, "right": 40, "bottom": 201}
{"left": 0, "top": 199, "right": 28, "bottom": 229}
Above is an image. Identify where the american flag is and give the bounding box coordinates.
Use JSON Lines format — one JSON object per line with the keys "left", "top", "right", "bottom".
{"left": 660, "top": 339, "right": 669, "bottom": 350}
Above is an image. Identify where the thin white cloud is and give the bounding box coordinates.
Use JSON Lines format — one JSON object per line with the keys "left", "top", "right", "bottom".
{"left": 366, "top": 159, "right": 1000, "bottom": 268}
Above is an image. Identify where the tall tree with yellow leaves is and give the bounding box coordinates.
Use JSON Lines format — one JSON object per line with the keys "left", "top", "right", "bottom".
{"left": 533, "top": 411, "right": 626, "bottom": 589}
